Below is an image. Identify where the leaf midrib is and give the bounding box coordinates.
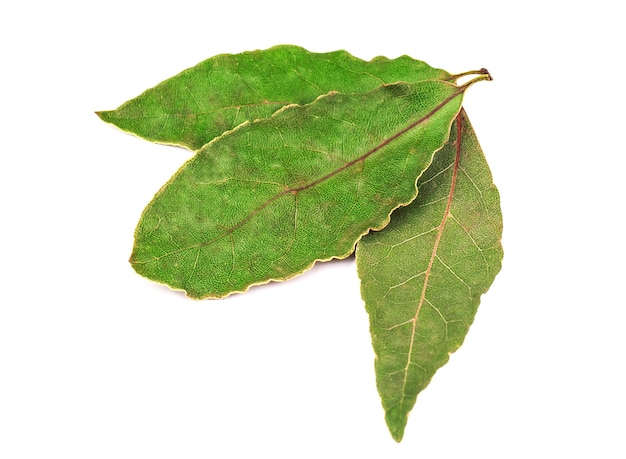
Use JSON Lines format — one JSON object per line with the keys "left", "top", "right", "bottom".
{"left": 132, "top": 85, "right": 467, "bottom": 267}
{"left": 399, "top": 112, "right": 463, "bottom": 403}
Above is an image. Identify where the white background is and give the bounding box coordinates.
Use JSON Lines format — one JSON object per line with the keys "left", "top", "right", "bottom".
{"left": 1, "top": 1, "right": 624, "bottom": 457}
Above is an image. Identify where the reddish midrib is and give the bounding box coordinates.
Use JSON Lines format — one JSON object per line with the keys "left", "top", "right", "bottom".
{"left": 133, "top": 84, "right": 467, "bottom": 265}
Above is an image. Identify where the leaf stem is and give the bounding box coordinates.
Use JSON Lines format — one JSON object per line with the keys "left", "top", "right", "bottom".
{"left": 457, "top": 72, "right": 492, "bottom": 92}
{"left": 449, "top": 68, "right": 492, "bottom": 83}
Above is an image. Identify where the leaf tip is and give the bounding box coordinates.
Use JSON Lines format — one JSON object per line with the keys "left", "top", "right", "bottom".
{"left": 385, "top": 408, "right": 409, "bottom": 443}
{"left": 95, "top": 110, "right": 109, "bottom": 121}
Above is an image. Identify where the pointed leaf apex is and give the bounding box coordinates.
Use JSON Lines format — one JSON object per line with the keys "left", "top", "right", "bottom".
{"left": 95, "top": 110, "right": 111, "bottom": 121}
{"left": 386, "top": 409, "right": 408, "bottom": 442}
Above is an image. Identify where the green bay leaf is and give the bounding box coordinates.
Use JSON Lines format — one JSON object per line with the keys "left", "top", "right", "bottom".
{"left": 130, "top": 79, "right": 473, "bottom": 299}
{"left": 356, "top": 109, "right": 503, "bottom": 441}
{"left": 96, "top": 45, "right": 452, "bottom": 150}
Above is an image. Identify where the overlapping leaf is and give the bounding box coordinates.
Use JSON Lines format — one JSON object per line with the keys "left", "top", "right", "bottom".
{"left": 96, "top": 45, "right": 451, "bottom": 150}
{"left": 98, "top": 46, "right": 501, "bottom": 443}
{"left": 356, "top": 109, "right": 503, "bottom": 441}
{"left": 130, "top": 80, "right": 471, "bottom": 299}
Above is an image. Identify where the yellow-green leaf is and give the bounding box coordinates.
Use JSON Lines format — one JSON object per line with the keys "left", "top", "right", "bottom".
{"left": 130, "top": 79, "right": 479, "bottom": 299}
{"left": 356, "top": 109, "right": 503, "bottom": 441}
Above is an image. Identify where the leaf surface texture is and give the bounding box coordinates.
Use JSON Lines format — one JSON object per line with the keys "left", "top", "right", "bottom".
{"left": 356, "top": 109, "right": 503, "bottom": 441}
{"left": 130, "top": 80, "right": 468, "bottom": 298}
{"left": 97, "top": 47, "right": 501, "bottom": 443}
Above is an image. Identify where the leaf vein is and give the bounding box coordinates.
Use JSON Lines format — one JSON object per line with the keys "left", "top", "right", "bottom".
{"left": 435, "top": 254, "right": 472, "bottom": 292}
{"left": 449, "top": 212, "right": 492, "bottom": 277}
{"left": 398, "top": 112, "right": 463, "bottom": 405}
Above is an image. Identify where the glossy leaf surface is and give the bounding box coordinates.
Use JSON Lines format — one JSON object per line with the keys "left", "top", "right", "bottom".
{"left": 356, "top": 109, "right": 503, "bottom": 441}
{"left": 130, "top": 80, "right": 470, "bottom": 299}
{"left": 97, "top": 45, "right": 450, "bottom": 150}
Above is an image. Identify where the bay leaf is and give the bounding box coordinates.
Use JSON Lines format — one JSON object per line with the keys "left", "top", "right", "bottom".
{"left": 355, "top": 109, "right": 503, "bottom": 441}
{"left": 96, "top": 45, "right": 452, "bottom": 150}
{"left": 130, "top": 79, "right": 479, "bottom": 299}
